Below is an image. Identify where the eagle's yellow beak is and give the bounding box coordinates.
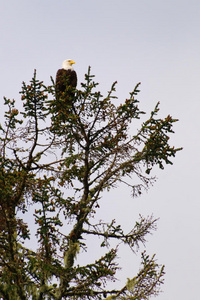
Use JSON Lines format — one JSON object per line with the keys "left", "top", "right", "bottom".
{"left": 70, "top": 60, "right": 75, "bottom": 64}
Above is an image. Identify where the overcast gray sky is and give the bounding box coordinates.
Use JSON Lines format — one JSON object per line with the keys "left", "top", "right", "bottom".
{"left": 1, "top": 1, "right": 200, "bottom": 299}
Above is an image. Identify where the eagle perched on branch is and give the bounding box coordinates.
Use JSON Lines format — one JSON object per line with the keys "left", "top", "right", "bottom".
{"left": 55, "top": 59, "right": 77, "bottom": 102}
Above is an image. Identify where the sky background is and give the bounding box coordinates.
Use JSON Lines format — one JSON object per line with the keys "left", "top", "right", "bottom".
{"left": 0, "top": 0, "right": 200, "bottom": 299}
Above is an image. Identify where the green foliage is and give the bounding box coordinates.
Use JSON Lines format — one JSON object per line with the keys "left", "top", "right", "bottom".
{"left": 0, "top": 67, "right": 181, "bottom": 299}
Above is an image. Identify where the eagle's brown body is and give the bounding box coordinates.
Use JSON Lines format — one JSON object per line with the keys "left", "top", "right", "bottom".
{"left": 55, "top": 68, "right": 77, "bottom": 101}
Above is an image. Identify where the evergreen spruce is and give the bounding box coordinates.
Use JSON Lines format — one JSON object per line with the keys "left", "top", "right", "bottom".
{"left": 0, "top": 68, "right": 181, "bottom": 299}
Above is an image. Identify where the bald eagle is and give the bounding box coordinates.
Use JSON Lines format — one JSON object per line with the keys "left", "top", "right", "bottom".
{"left": 55, "top": 59, "right": 77, "bottom": 101}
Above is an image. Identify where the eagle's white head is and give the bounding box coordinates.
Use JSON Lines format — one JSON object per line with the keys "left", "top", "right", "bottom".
{"left": 62, "top": 59, "right": 75, "bottom": 70}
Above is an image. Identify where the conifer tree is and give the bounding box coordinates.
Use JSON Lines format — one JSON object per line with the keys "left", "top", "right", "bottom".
{"left": 0, "top": 68, "right": 181, "bottom": 299}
